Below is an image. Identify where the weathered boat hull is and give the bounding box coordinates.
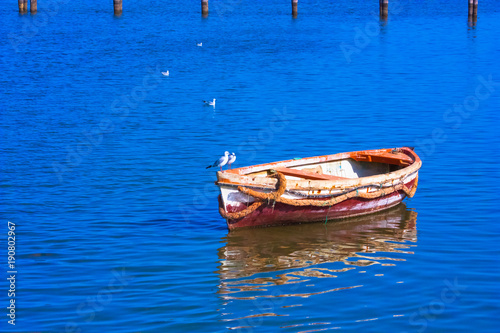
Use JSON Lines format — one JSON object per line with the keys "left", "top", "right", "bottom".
{"left": 220, "top": 177, "right": 416, "bottom": 229}
{"left": 216, "top": 147, "right": 421, "bottom": 230}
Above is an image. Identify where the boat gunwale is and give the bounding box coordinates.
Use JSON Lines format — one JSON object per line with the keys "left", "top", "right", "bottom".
{"left": 216, "top": 147, "right": 421, "bottom": 190}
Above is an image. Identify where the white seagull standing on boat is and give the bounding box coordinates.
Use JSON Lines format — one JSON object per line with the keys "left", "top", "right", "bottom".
{"left": 203, "top": 99, "right": 216, "bottom": 107}
{"left": 228, "top": 152, "right": 236, "bottom": 169}
{"left": 161, "top": 71, "right": 169, "bottom": 76}
{"left": 206, "top": 151, "right": 229, "bottom": 171}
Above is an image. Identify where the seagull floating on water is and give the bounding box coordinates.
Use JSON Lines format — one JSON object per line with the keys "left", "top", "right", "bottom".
{"left": 228, "top": 152, "right": 236, "bottom": 169}
{"left": 203, "top": 99, "right": 216, "bottom": 107}
{"left": 161, "top": 71, "right": 169, "bottom": 76}
{"left": 197, "top": 42, "right": 203, "bottom": 47}
{"left": 206, "top": 151, "right": 229, "bottom": 171}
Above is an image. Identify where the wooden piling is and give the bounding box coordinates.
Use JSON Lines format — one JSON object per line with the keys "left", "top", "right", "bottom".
{"left": 114, "top": 0, "right": 122, "bottom": 16}
{"left": 18, "top": 0, "right": 27, "bottom": 13}
{"left": 468, "top": 0, "right": 478, "bottom": 23}
{"left": 292, "top": 0, "right": 298, "bottom": 17}
{"left": 30, "top": 0, "right": 37, "bottom": 14}
{"left": 202, "top": 0, "right": 208, "bottom": 17}
{"left": 380, "top": 0, "right": 388, "bottom": 19}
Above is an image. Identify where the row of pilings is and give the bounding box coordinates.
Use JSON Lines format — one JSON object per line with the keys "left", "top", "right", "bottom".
{"left": 199, "top": 0, "right": 478, "bottom": 20}
{"left": 18, "top": 0, "right": 479, "bottom": 21}
{"left": 17, "top": 0, "right": 36, "bottom": 14}
{"left": 17, "top": 0, "right": 123, "bottom": 15}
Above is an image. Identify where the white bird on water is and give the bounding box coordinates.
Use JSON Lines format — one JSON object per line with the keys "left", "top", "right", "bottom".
{"left": 197, "top": 42, "right": 203, "bottom": 47}
{"left": 206, "top": 151, "right": 230, "bottom": 171}
{"left": 203, "top": 99, "right": 216, "bottom": 107}
{"left": 228, "top": 152, "right": 236, "bottom": 169}
{"left": 161, "top": 71, "right": 169, "bottom": 76}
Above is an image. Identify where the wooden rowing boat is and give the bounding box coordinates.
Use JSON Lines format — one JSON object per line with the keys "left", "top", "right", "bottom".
{"left": 216, "top": 147, "right": 421, "bottom": 230}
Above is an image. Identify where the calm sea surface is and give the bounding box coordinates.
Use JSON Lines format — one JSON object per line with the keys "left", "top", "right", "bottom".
{"left": 1, "top": 0, "right": 499, "bottom": 332}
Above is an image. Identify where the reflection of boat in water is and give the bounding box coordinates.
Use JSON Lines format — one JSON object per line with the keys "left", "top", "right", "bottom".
{"left": 217, "top": 203, "right": 417, "bottom": 293}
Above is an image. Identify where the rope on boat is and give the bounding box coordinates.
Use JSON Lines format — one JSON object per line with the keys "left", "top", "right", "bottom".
{"left": 219, "top": 171, "right": 418, "bottom": 220}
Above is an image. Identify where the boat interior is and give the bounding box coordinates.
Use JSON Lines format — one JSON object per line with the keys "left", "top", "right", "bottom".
{"left": 242, "top": 149, "right": 415, "bottom": 181}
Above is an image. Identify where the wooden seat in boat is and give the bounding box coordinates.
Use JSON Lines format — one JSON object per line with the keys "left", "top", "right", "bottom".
{"left": 274, "top": 167, "right": 348, "bottom": 181}
{"left": 350, "top": 150, "right": 413, "bottom": 166}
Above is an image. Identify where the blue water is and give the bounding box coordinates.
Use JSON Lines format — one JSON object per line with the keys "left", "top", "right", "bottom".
{"left": 1, "top": 0, "right": 500, "bottom": 331}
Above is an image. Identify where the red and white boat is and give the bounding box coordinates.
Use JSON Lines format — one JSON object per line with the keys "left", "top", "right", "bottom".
{"left": 216, "top": 147, "right": 421, "bottom": 230}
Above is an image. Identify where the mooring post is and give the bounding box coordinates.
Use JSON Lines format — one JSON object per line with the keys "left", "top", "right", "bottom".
{"left": 292, "top": 0, "right": 298, "bottom": 17}
{"left": 30, "top": 0, "right": 37, "bottom": 14}
{"left": 114, "top": 0, "right": 122, "bottom": 16}
{"left": 18, "top": 0, "right": 27, "bottom": 13}
{"left": 380, "top": 0, "right": 388, "bottom": 19}
{"left": 468, "top": 0, "right": 478, "bottom": 23}
{"left": 202, "top": 0, "right": 208, "bottom": 17}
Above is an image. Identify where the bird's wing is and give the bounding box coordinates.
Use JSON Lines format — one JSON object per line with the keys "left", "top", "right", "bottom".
{"left": 219, "top": 156, "right": 228, "bottom": 166}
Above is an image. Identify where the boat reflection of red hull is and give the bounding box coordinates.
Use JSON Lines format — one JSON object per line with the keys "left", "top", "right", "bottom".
{"left": 218, "top": 203, "right": 418, "bottom": 282}
{"left": 216, "top": 147, "right": 421, "bottom": 230}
